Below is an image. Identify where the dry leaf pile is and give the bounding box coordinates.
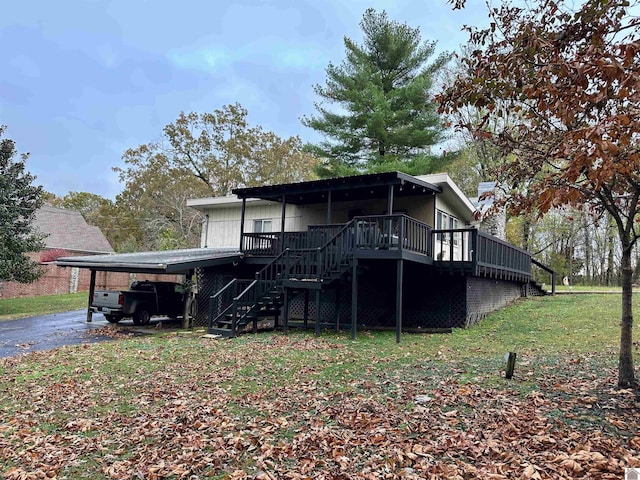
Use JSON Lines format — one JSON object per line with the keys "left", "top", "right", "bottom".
{"left": 0, "top": 334, "right": 638, "bottom": 479}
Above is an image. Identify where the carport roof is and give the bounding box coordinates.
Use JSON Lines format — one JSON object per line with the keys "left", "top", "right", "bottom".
{"left": 56, "top": 248, "right": 242, "bottom": 274}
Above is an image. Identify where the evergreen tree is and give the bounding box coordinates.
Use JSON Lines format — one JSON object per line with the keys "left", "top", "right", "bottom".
{"left": 302, "top": 8, "right": 450, "bottom": 177}
{"left": 0, "top": 126, "right": 45, "bottom": 282}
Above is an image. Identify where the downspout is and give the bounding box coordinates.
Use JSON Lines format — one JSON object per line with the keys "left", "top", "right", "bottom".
{"left": 280, "top": 194, "right": 287, "bottom": 253}
{"left": 387, "top": 184, "right": 394, "bottom": 214}
{"left": 203, "top": 214, "right": 209, "bottom": 248}
{"left": 239, "top": 198, "right": 246, "bottom": 252}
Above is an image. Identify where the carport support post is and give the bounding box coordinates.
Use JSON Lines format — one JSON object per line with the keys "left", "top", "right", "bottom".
{"left": 182, "top": 269, "right": 194, "bottom": 329}
{"left": 86, "top": 270, "right": 96, "bottom": 323}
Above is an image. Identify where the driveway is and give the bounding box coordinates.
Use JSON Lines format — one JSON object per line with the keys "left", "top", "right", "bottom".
{"left": 0, "top": 310, "right": 178, "bottom": 359}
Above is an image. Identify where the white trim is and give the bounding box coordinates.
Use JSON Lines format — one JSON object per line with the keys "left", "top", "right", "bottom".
{"left": 187, "top": 197, "right": 275, "bottom": 210}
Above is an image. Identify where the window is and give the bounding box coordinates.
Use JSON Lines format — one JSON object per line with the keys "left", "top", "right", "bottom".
{"left": 436, "top": 210, "right": 460, "bottom": 244}
{"left": 450, "top": 216, "right": 459, "bottom": 245}
{"left": 436, "top": 211, "right": 445, "bottom": 242}
{"left": 253, "top": 219, "right": 272, "bottom": 233}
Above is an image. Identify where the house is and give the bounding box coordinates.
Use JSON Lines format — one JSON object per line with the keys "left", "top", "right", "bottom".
{"left": 0, "top": 206, "right": 125, "bottom": 298}
{"left": 185, "top": 171, "right": 553, "bottom": 340}
{"left": 57, "top": 171, "right": 551, "bottom": 337}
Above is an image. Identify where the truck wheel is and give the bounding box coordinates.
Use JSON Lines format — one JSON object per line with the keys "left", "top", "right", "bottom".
{"left": 104, "top": 315, "right": 121, "bottom": 324}
{"left": 133, "top": 309, "right": 151, "bottom": 326}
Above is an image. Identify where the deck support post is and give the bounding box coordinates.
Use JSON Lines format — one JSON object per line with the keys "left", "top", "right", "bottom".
{"left": 315, "top": 290, "right": 321, "bottom": 337}
{"left": 303, "top": 290, "right": 309, "bottom": 329}
{"left": 334, "top": 285, "right": 341, "bottom": 331}
{"left": 387, "top": 184, "right": 394, "bottom": 214}
{"left": 282, "top": 288, "right": 289, "bottom": 335}
{"left": 326, "top": 190, "right": 332, "bottom": 224}
{"left": 395, "top": 259, "right": 403, "bottom": 343}
{"left": 239, "top": 198, "right": 246, "bottom": 252}
{"left": 86, "top": 269, "right": 96, "bottom": 323}
{"left": 351, "top": 259, "right": 358, "bottom": 340}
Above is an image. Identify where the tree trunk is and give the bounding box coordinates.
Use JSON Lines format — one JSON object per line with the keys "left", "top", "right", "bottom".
{"left": 618, "top": 245, "right": 636, "bottom": 388}
{"left": 522, "top": 213, "right": 532, "bottom": 251}
{"left": 582, "top": 208, "right": 591, "bottom": 284}
{"left": 606, "top": 215, "right": 616, "bottom": 286}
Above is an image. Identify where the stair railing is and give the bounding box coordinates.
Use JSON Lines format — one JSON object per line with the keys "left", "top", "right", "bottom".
{"left": 209, "top": 219, "right": 361, "bottom": 333}
{"left": 224, "top": 248, "right": 292, "bottom": 334}
{"left": 282, "top": 219, "right": 358, "bottom": 283}
{"left": 531, "top": 258, "right": 556, "bottom": 294}
{"left": 208, "top": 278, "right": 254, "bottom": 330}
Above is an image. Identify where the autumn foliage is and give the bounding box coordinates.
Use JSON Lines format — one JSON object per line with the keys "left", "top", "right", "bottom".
{"left": 441, "top": 0, "right": 640, "bottom": 388}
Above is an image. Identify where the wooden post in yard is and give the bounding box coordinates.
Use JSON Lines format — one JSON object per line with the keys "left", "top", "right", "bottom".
{"left": 505, "top": 352, "right": 517, "bottom": 379}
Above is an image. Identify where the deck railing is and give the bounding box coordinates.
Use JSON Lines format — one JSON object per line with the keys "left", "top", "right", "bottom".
{"left": 347, "top": 215, "right": 433, "bottom": 256}
{"left": 242, "top": 225, "right": 347, "bottom": 256}
{"left": 241, "top": 218, "right": 530, "bottom": 280}
{"left": 432, "top": 228, "right": 531, "bottom": 279}
{"left": 475, "top": 230, "right": 531, "bottom": 278}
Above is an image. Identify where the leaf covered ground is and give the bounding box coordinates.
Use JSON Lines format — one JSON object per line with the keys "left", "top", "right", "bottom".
{"left": 0, "top": 295, "right": 638, "bottom": 479}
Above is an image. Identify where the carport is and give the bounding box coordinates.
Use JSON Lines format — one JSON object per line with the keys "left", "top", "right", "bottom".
{"left": 56, "top": 248, "right": 243, "bottom": 327}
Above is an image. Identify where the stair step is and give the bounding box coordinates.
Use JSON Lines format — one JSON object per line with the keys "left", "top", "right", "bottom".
{"left": 208, "top": 327, "right": 235, "bottom": 338}
{"left": 222, "top": 314, "right": 256, "bottom": 322}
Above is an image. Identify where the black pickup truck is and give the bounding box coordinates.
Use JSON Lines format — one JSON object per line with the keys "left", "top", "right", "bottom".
{"left": 90, "top": 280, "right": 185, "bottom": 325}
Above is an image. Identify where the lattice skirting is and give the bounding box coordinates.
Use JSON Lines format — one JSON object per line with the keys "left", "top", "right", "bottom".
{"left": 193, "top": 264, "right": 258, "bottom": 328}
{"left": 196, "top": 261, "right": 525, "bottom": 330}
{"left": 286, "top": 261, "right": 524, "bottom": 330}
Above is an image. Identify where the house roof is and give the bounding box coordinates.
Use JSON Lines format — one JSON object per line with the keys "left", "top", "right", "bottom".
{"left": 231, "top": 171, "right": 442, "bottom": 205}
{"left": 415, "top": 173, "right": 477, "bottom": 221}
{"left": 56, "top": 247, "right": 243, "bottom": 274}
{"left": 34, "top": 206, "right": 114, "bottom": 253}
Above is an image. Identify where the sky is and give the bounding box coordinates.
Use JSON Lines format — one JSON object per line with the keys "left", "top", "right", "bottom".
{"left": 1, "top": 0, "right": 488, "bottom": 200}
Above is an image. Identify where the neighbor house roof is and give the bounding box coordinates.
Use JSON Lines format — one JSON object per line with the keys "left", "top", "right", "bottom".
{"left": 34, "top": 206, "right": 114, "bottom": 254}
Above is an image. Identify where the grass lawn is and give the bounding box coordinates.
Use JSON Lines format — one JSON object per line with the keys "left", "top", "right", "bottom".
{"left": 0, "top": 294, "right": 638, "bottom": 479}
{"left": 0, "top": 293, "right": 87, "bottom": 321}
{"left": 554, "top": 285, "right": 624, "bottom": 293}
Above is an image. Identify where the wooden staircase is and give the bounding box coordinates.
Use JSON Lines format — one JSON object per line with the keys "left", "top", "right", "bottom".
{"left": 208, "top": 220, "right": 358, "bottom": 337}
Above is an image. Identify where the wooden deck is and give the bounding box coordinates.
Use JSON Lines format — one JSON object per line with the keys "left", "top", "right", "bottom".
{"left": 208, "top": 215, "right": 537, "bottom": 339}
{"left": 241, "top": 214, "right": 532, "bottom": 282}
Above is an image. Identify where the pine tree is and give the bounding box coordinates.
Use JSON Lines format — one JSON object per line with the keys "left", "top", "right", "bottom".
{"left": 302, "top": 8, "right": 450, "bottom": 177}
{"left": 0, "top": 126, "right": 45, "bottom": 283}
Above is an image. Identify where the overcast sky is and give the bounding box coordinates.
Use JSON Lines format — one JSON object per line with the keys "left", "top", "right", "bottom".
{"left": 1, "top": 0, "right": 488, "bottom": 199}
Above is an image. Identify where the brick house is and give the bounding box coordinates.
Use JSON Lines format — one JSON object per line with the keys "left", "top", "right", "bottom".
{"left": 0, "top": 206, "right": 129, "bottom": 299}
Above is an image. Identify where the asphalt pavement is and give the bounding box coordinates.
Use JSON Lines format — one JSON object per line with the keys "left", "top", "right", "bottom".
{"left": 0, "top": 310, "right": 121, "bottom": 358}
